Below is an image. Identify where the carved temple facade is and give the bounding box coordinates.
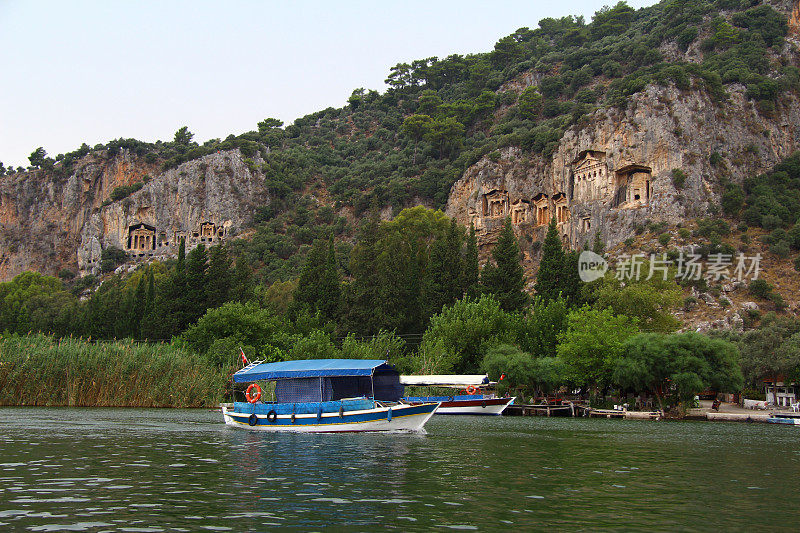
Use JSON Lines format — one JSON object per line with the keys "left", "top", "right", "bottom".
{"left": 122, "top": 220, "right": 231, "bottom": 260}
{"left": 466, "top": 149, "right": 654, "bottom": 251}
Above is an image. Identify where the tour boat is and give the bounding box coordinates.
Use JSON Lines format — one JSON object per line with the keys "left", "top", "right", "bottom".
{"left": 222, "top": 359, "right": 439, "bottom": 432}
{"left": 766, "top": 413, "right": 800, "bottom": 426}
{"left": 401, "top": 374, "right": 516, "bottom": 415}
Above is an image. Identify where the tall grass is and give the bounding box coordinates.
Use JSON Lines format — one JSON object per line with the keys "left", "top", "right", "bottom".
{"left": 0, "top": 334, "right": 227, "bottom": 407}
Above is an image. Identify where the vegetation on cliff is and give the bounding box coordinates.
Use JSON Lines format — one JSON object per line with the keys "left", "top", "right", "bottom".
{"left": 4, "top": 1, "right": 798, "bottom": 288}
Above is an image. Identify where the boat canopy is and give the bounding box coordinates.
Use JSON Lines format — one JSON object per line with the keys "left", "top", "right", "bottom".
{"left": 399, "top": 374, "right": 490, "bottom": 387}
{"left": 233, "top": 359, "right": 392, "bottom": 383}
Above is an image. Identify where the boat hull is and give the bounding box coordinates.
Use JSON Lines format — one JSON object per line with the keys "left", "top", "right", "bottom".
{"left": 404, "top": 395, "right": 516, "bottom": 415}
{"left": 222, "top": 402, "right": 438, "bottom": 432}
{"left": 767, "top": 415, "right": 800, "bottom": 425}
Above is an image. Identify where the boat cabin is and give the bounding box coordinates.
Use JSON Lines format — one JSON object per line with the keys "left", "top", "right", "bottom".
{"left": 232, "top": 359, "right": 404, "bottom": 403}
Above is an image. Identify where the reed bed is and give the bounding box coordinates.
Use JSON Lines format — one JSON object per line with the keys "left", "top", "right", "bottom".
{"left": 0, "top": 334, "right": 227, "bottom": 407}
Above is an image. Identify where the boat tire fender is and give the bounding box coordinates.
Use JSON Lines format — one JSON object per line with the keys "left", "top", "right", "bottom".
{"left": 339, "top": 405, "right": 345, "bottom": 418}
{"left": 481, "top": 401, "right": 487, "bottom": 408}
{"left": 266, "top": 410, "right": 278, "bottom": 423}
{"left": 248, "top": 413, "right": 258, "bottom": 426}
{"left": 290, "top": 413, "right": 296, "bottom": 424}
{"left": 448, "top": 396, "right": 454, "bottom": 402}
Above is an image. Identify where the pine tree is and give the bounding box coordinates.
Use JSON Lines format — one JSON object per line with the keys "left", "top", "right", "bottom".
{"left": 534, "top": 217, "right": 565, "bottom": 303}
{"left": 482, "top": 217, "right": 528, "bottom": 311}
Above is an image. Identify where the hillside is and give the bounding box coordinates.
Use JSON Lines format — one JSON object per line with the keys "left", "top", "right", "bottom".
{"left": 2, "top": 0, "right": 800, "bottom": 299}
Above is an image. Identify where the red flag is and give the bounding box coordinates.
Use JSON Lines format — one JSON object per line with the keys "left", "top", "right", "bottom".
{"left": 499, "top": 373, "right": 506, "bottom": 381}
{"left": 240, "top": 347, "right": 249, "bottom": 366}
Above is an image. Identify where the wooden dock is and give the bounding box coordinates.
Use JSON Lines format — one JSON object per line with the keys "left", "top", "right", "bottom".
{"left": 504, "top": 402, "right": 586, "bottom": 417}
{"left": 504, "top": 403, "right": 662, "bottom": 419}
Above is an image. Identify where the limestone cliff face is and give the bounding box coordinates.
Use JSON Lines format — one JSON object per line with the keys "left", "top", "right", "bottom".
{"left": 78, "top": 150, "right": 264, "bottom": 275}
{"left": 0, "top": 149, "right": 265, "bottom": 280}
{"left": 446, "top": 84, "right": 800, "bottom": 265}
{"left": 0, "top": 151, "right": 157, "bottom": 280}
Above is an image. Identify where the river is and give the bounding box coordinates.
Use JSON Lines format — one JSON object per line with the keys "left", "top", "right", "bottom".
{"left": 0, "top": 408, "right": 797, "bottom": 531}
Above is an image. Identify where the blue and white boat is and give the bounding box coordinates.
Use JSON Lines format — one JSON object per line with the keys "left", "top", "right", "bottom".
{"left": 222, "top": 359, "right": 439, "bottom": 432}
{"left": 767, "top": 413, "right": 800, "bottom": 425}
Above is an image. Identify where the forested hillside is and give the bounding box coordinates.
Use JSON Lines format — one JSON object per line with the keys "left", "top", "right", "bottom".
{"left": 2, "top": 0, "right": 800, "bottom": 408}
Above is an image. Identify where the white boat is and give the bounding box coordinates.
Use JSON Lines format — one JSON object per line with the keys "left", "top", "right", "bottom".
{"left": 401, "top": 374, "right": 516, "bottom": 416}
{"left": 223, "top": 359, "right": 438, "bottom": 433}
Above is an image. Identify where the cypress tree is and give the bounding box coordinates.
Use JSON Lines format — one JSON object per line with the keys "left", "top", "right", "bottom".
{"left": 534, "top": 217, "right": 565, "bottom": 303}
{"left": 292, "top": 237, "right": 341, "bottom": 322}
{"left": 319, "top": 236, "right": 342, "bottom": 322}
{"left": 593, "top": 232, "right": 605, "bottom": 254}
{"left": 231, "top": 254, "right": 253, "bottom": 302}
{"left": 344, "top": 207, "right": 385, "bottom": 334}
{"left": 142, "top": 270, "right": 155, "bottom": 338}
{"left": 176, "top": 237, "right": 186, "bottom": 275}
{"left": 183, "top": 243, "right": 208, "bottom": 327}
{"left": 443, "top": 218, "right": 463, "bottom": 303}
{"left": 422, "top": 234, "right": 450, "bottom": 319}
{"left": 422, "top": 218, "right": 463, "bottom": 319}
{"left": 129, "top": 273, "right": 147, "bottom": 337}
{"left": 462, "top": 223, "right": 480, "bottom": 298}
{"left": 482, "top": 217, "right": 528, "bottom": 311}
{"left": 561, "top": 250, "right": 584, "bottom": 306}
{"left": 205, "top": 245, "right": 232, "bottom": 309}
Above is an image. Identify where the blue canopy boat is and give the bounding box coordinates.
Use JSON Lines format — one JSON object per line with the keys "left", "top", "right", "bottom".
{"left": 222, "top": 359, "right": 439, "bottom": 432}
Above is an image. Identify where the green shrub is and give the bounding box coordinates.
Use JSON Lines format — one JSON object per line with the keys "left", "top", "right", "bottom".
{"left": 770, "top": 240, "right": 791, "bottom": 258}
{"left": 679, "top": 228, "right": 691, "bottom": 239}
{"left": 109, "top": 182, "right": 144, "bottom": 202}
{"left": 749, "top": 279, "right": 773, "bottom": 300}
{"left": 671, "top": 169, "right": 687, "bottom": 189}
{"left": 721, "top": 185, "right": 745, "bottom": 216}
{"left": 658, "top": 233, "right": 671, "bottom": 246}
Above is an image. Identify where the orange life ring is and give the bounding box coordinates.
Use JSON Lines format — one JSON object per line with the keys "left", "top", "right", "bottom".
{"left": 246, "top": 383, "right": 262, "bottom": 403}
{"left": 466, "top": 385, "right": 478, "bottom": 395}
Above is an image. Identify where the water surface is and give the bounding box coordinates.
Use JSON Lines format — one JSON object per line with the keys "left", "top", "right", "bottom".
{"left": 0, "top": 408, "right": 797, "bottom": 531}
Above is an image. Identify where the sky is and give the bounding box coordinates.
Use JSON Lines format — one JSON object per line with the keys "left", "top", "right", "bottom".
{"left": 0, "top": 0, "right": 658, "bottom": 167}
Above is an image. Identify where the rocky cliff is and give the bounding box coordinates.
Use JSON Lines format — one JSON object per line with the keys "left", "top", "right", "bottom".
{"left": 0, "top": 149, "right": 265, "bottom": 279}
{"left": 447, "top": 80, "right": 800, "bottom": 269}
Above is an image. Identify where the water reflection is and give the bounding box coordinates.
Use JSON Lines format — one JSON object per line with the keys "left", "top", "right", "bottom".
{"left": 0, "top": 408, "right": 798, "bottom": 530}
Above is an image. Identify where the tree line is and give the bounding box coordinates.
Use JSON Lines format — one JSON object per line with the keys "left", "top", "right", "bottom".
{"left": 1, "top": 206, "right": 758, "bottom": 411}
